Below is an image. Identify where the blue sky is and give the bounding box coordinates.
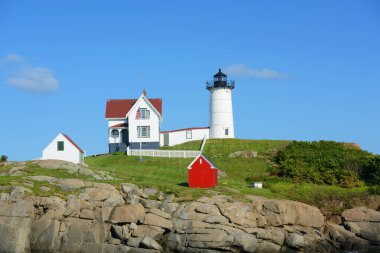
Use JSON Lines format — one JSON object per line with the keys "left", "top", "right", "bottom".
{"left": 1, "top": 1, "right": 379, "bottom": 160}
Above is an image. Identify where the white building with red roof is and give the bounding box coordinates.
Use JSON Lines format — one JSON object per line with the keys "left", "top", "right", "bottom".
{"left": 42, "top": 133, "right": 85, "bottom": 164}
{"left": 105, "top": 90, "right": 163, "bottom": 152}
{"left": 105, "top": 90, "right": 210, "bottom": 153}
{"left": 105, "top": 68, "right": 235, "bottom": 153}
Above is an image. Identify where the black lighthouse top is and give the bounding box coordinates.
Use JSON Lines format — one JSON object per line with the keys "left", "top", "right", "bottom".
{"left": 206, "top": 68, "right": 235, "bottom": 90}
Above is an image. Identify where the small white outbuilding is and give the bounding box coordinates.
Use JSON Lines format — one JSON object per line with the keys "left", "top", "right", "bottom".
{"left": 42, "top": 133, "right": 85, "bottom": 164}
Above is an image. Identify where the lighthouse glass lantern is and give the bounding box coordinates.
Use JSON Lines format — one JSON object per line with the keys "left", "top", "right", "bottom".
{"left": 206, "top": 69, "right": 235, "bottom": 139}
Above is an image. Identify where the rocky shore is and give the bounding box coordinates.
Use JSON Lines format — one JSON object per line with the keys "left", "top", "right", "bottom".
{"left": 0, "top": 181, "right": 379, "bottom": 253}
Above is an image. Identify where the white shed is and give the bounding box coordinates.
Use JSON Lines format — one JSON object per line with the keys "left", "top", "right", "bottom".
{"left": 160, "top": 127, "right": 210, "bottom": 147}
{"left": 42, "top": 133, "right": 85, "bottom": 164}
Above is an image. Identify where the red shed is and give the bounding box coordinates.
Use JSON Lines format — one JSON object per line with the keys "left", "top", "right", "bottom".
{"left": 188, "top": 154, "right": 218, "bottom": 188}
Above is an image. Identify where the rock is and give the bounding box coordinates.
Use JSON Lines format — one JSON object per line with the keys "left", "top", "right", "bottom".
{"left": 215, "top": 201, "right": 257, "bottom": 227}
{"left": 86, "top": 221, "right": 111, "bottom": 243}
{"left": 228, "top": 150, "right": 258, "bottom": 158}
{"left": 259, "top": 199, "right": 325, "bottom": 228}
{"left": 9, "top": 186, "right": 32, "bottom": 201}
{"left": 285, "top": 233, "right": 305, "bottom": 249}
{"left": 132, "top": 225, "right": 165, "bottom": 240}
{"left": 233, "top": 233, "right": 258, "bottom": 253}
{"left": 62, "top": 218, "right": 92, "bottom": 243}
{"left": 144, "top": 188, "right": 158, "bottom": 196}
{"left": 0, "top": 199, "right": 35, "bottom": 218}
{"left": 147, "top": 207, "right": 171, "bottom": 219}
{"left": 142, "top": 213, "right": 173, "bottom": 230}
{"left": 10, "top": 170, "right": 27, "bottom": 176}
{"left": 104, "top": 192, "right": 125, "bottom": 207}
{"left": 109, "top": 204, "right": 145, "bottom": 224}
{"left": 0, "top": 193, "right": 10, "bottom": 200}
{"left": 127, "top": 237, "right": 142, "bottom": 248}
{"left": 109, "top": 237, "right": 122, "bottom": 245}
{"left": 204, "top": 215, "right": 229, "bottom": 224}
{"left": 79, "top": 184, "right": 123, "bottom": 207}
{"left": 63, "top": 195, "right": 81, "bottom": 217}
{"left": 328, "top": 215, "right": 342, "bottom": 225}
{"left": 31, "top": 218, "right": 60, "bottom": 251}
{"left": 111, "top": 224, "right": 131, "bottom": 240}
{"left": 141, "top": 199, "right": 162, "bottom": 209}
{"left": 194, "top": 202, "right": 221, "bottom": 215}
{"left": 28, "top": 175, "right": 57, "bottom": 182}
{"left": 55, "top": 178, "right": 86, "bottom": 191}
{"left": 140, "top": 236, "right": 163, "bottom": 251}
{"left": 258, "top": 240, "right": 281, "bottom": 253}
{"left": 121, "top": 183, "right": 147, "bottom": 198}
{"left": 160, "top": 202, "right": 179, "bottom": 215}
{"left": 342, "top": 206, "right": 380, "bottom": 222}
{"left": 345, "top": 221, "right": 380, "bottom": 242}
{"left": 217, "top": 169, "right": 227, "bottom": 178}
{"left": 257, "top": 228, "right": 285, "bottom": 245}
{"left": 80, "top": 209, "right": 95, "bottom": 220}
{"left": 40, "top": 186, "right": 51, "bottom": 192}
{"left": 0, "top": 217, "right": 33, "bottom": 253}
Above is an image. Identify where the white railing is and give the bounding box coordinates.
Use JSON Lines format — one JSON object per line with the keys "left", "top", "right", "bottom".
{"left": 127, "top": 148, "right": 201, "bottom": 158}
{"left": 200, "top": 135, "right": 207, "bottom": 152}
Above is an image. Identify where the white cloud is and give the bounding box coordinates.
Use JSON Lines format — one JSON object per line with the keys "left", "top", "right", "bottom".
{"left": 224, "top": 64, "right": 288, "bottom": 79}
{"left": 2, "top": 54, "right": 25, "bottom": 64}
{"left": 1, "top": 54, "right": 59, "bottom": 93}
{"left": 7, "top": 67, "right": 59, "bottom": 92}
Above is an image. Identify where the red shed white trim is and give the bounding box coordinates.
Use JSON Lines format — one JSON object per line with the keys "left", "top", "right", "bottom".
{"left": 188, "top": 154, "right": 218, "bottom": 188}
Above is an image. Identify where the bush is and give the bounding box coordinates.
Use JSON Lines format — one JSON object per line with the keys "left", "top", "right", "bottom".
{"left": 0, "top": 155, "right": 7, "bottom": 162}
{"left": 275, "top": 141, "right": 372, "bottom": 188}
{"left": 363, "top": 155, "right": 380, "bottom": 185}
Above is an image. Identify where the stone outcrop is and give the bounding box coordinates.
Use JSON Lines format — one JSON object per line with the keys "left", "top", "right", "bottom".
{"left": 0, "top": 183, "right": 379, "bottom": 253}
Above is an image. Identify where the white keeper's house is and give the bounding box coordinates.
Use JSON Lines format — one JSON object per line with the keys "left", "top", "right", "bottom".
{"left": 105, "top": 69, "right": 235, "bottom": 153}
{"left": 42, "top": 133, "right": 85, "bottom": 164}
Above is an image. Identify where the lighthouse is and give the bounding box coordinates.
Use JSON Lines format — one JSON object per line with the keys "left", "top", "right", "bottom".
{"left": 206, "top": 69, "right": 235, "bottom": 139}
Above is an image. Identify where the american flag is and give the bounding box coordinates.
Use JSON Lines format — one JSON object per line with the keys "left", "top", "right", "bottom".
{"left": 135, "top": 107, "right": 141, "bottom": 120}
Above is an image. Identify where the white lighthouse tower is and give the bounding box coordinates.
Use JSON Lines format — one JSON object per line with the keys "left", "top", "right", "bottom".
{"left": 207, "top": 69, "right": 235, "bottom": 139}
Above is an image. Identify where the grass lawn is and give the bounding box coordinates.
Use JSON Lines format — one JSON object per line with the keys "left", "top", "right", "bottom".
{"left": 86, "top": 139, "right": 371, "bottom": 214}
{"left": 0, "top": 138, "right": 369, "bottom": 215}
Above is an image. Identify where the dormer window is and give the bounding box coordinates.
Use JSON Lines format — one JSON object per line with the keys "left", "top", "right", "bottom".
{"left": 140, "top": 108, "right": 150, "bottom": 119}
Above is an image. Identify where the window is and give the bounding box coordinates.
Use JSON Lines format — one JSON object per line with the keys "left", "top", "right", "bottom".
{"left": 57, "top": 141, "right": 64, "bottom": 151}
{"left": 140, "top": 108, "right": 150, "bottom": 119}
{"left": 186, "top": 130, "right": 192, "bottom": 139}
{"left": 111, "top": 129, "right": 119, "bottom": 137}
{"left": 225, "top": 128, "right": 229, "bottom": 136}
{"left": 137, "top": 126, "right": 150, "bottom": 138}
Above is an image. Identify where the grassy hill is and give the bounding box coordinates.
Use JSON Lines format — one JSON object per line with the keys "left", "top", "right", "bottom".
{"left": 86, "top": 139, "right": 371, "bottom": 214}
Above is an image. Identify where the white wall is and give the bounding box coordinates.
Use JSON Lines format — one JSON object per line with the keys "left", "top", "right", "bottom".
{"left": 160, "top": 128, "right": 209, "bottom": 147}
{"left": 42, "top": 133, "right": 84, "bottom": 164}
{"left": 128, "top": 98, "right": 160, "bottom": 143}
{"left": 210, "top": 88, "right": 235, "bottom": 138}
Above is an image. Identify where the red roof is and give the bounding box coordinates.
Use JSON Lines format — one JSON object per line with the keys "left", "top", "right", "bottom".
{"left": 110, "top": 123, "right": 127, "bottom": 128}
{"left": 105, "top": 98, "right": 162, "bottom": 118}
{"left": 161, "top": 127, "right": 209, "bottom": 134}
{"left": 62, "top": 134, "right": 84, "bottom": 153}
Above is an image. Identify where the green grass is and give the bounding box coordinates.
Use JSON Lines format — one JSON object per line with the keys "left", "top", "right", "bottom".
{"left": 86, "top": 139, "right": 371, "bottom": 214}
{"left": 0, "top": 138, "right": 372, "bottom": 215}
{"left": 86, "top": 139, "right": 294, "bottom": 200}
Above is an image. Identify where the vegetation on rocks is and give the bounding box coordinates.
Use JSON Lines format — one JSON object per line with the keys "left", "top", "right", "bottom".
{"left": 0, "top": 155, "right": 7, "bottom": 162}
{"left": 274, "top": 141, "right": 375, "bottom": 188}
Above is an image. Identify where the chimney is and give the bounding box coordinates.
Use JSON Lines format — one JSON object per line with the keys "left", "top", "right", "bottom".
{"left": 142, "top": 89, "right": 147, "bottom": 97}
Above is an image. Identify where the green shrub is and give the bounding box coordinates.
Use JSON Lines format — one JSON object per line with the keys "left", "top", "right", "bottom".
{"left": 0, "top": 155, "right": 7, "bottom": 162}
{"left": 275, "top": 141, "right": 372, "bottom": 188}
{"left": 363, "top": 155, "right": 380, "bottom": 185}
